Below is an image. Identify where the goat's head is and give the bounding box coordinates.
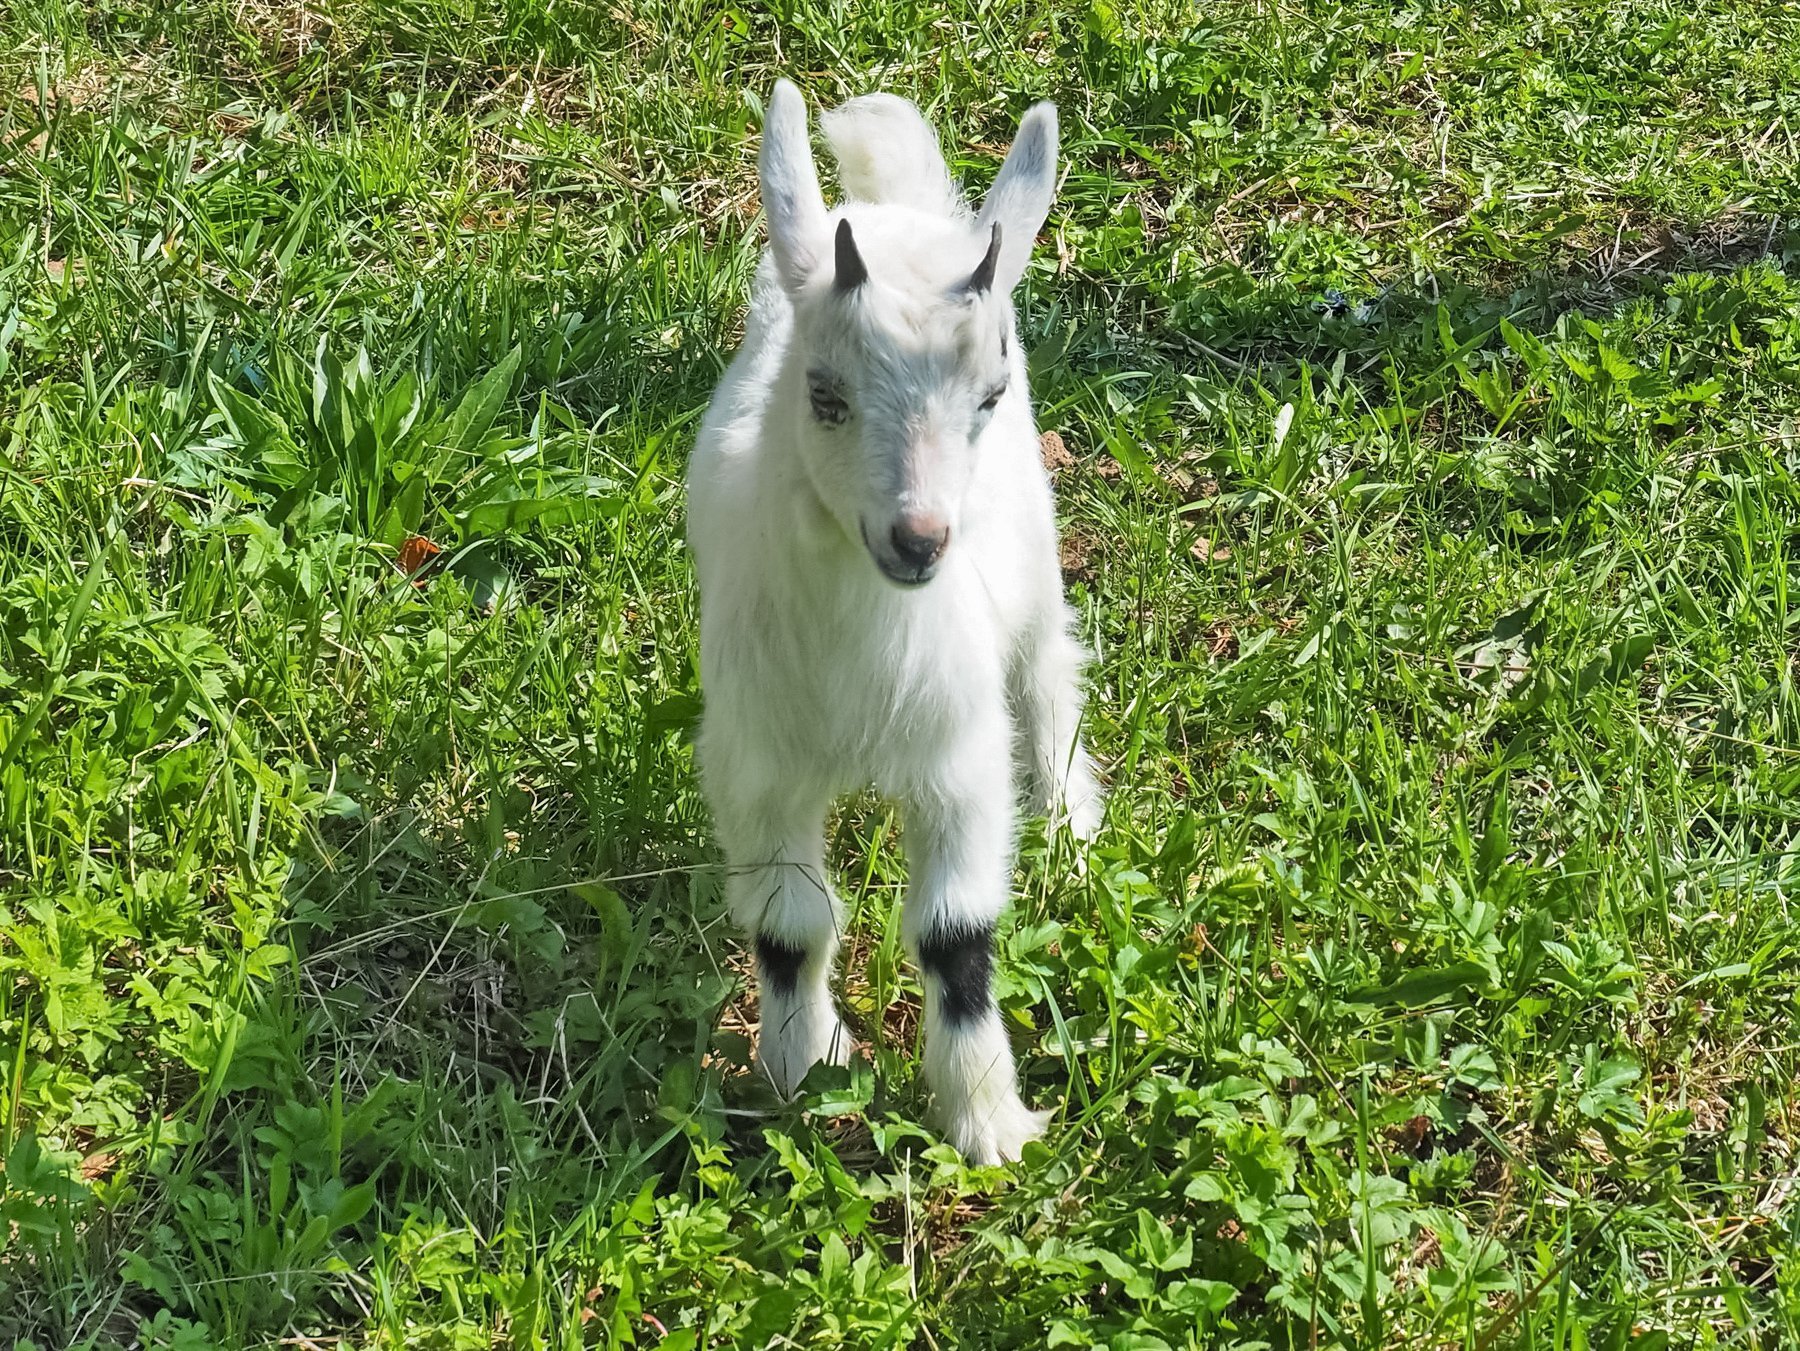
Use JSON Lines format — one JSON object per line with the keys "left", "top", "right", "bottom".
{"left": 757, "top": 81, "right": 1058, "bottom": 587}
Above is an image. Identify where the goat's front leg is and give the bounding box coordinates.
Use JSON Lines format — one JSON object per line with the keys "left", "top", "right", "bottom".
{"left": 716, "top": 792, "right": 852, "bottom": 1096}
{"left": 903, "top": 740, "right": 1050, "bottom": 1165}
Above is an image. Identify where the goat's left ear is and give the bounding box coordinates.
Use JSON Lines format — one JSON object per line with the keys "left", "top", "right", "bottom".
{"left": 973, "top": 101, "right": 1058, "bottom": 294}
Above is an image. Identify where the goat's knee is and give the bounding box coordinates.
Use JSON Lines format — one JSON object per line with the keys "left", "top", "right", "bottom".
{"left": 917, "top": 919, "right": 996, "bottom": 1029}
{"left": 903, "top": 783, "right": 1047, "bottom": 1164}
{"left": 723, "top": 843, "right": 852, "bottom": 1098}
{"left": 752, "top": 921, "right": 851, "bottom": 1096}
{"left": 915, "top": 918, "right": 1048, "bottom": 1165}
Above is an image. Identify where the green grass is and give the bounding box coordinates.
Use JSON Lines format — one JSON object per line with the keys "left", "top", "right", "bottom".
{"left": 3, "top": 0, "right": 1799, "bottom": 1345}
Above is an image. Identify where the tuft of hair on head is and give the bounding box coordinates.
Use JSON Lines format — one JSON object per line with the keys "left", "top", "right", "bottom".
{"left": 820, "top": 92, "right": 965, "bottom": 219}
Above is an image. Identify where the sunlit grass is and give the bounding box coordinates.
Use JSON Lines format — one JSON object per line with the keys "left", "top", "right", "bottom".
{"left": 3, "top": 1, "right": 1799, "bottom": 1346}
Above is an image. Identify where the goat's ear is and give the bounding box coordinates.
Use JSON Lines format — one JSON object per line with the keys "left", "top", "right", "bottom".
{"left": 759, "top": 80, "right": 830, "bottom": 291}
{"left": 974, "top": 101, "right": 1058, "bottom": 294}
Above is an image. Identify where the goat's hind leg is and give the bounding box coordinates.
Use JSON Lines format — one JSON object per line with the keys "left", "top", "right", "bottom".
{"left": 1014, "top": 614, "right": 1104, "bottom": 842}
{"left": 716, "top": 791, "right": 852, "bottom": 1096}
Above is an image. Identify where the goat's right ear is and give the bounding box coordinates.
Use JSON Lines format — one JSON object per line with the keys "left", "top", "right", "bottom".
{"left": 759, "top": 80, "right": 831, "bottom": 292}
{"left": 974, "top": 101, "right": 1059, "bottom": 294}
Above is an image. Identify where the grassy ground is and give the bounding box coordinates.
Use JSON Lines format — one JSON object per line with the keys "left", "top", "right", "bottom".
{"left": 3, "top": 0, "right": 1799, "bottom": 1345}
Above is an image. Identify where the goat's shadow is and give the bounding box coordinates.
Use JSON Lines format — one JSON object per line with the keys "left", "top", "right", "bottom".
{"left": 286, "top": 722, "right": 947, "bottom": 1204}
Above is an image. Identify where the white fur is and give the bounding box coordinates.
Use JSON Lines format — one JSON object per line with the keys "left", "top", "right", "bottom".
{"left": 688, "top": 82, "right": 1102, "bottom": 1166}
{"left": 820, "top": 93, "right": 966, "bottom": 218}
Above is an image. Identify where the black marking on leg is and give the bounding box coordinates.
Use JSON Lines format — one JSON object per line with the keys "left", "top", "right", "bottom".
{"left": 918, "top": 922, "right": 996, "bottom": 1026}
{"left": 756, "top": 933, "right": 807, "bottom": 998}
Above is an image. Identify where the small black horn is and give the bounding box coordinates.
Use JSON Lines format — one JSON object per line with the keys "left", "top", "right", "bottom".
{"left": 834, "top": 218, "right": 868, "bottom": 291}
{"left": 967, "top": 222, "right": 1002, "bottom": 293}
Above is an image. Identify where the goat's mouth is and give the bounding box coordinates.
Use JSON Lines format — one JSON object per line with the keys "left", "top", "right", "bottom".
{"left": 860, "top": 521, "right": 941, "bottom": 588}
{"left": 877, "top": 559, "right": 937, "bottom": 588}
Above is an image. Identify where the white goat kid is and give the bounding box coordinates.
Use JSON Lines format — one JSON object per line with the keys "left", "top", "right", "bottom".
{"left": 687, "top": 81, "right": 1103, "bottom": 1165}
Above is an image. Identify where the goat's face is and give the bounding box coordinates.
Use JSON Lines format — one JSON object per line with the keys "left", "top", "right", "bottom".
{"left": 755, "top": 81, "right": 1058, "bottom": 589}
{"left": 789, "top": 221, "right": 1012, "bottom": 587}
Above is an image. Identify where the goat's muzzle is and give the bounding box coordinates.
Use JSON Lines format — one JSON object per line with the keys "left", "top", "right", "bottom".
{"left": 863, "top": 515, "right": 950, "bottom": 587}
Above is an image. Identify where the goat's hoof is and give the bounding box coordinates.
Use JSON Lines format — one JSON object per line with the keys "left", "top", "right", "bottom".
{"left": 1061, "top": 798, "right": 1102, "bottom": 878}
{"left": 1068, "top": 808, "right": 1101, "bottom": 848}
{"left": 755, "top": 1014, "right": 854, "bottom": 1098}
{"left": 944, "top": 1097, "right": 1053, "bottom": 1167}
{"left": 1062, "top": 791, "right": 1103, "bottom": 847}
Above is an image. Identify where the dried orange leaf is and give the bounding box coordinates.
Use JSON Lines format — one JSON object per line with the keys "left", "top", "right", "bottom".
{"left": 394, "top": 534, "right": 443, "bottom": 580}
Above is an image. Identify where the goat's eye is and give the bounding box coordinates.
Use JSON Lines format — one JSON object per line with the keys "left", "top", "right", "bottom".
{"left": 978, "top": 384, "right": 1007, "bottom": 414}
{"left": 809, "top": 384, "right": 849, "bottom": 426}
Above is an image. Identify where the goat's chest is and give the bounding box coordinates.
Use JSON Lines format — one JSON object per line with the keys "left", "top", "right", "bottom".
{"left": 731, "top": 567, "right": 1007, "bottom": 775}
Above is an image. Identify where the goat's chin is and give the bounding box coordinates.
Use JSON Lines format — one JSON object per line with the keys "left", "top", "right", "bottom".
{"left": 874, "top": 558, "right": 938, "bottom": 588}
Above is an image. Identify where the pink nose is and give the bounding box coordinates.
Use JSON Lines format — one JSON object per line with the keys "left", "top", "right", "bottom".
{"left": 890, "top": 516, "right": 949, "bottom": 570}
